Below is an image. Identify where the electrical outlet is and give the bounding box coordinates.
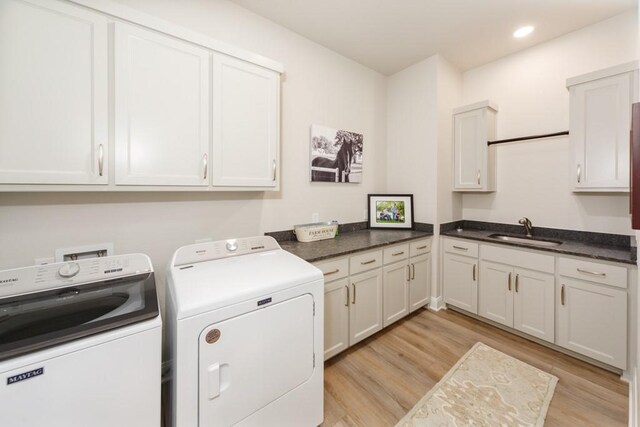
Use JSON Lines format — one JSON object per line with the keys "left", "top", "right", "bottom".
{"left": 34, "top": 257, "right": 54, "bottom": 265}
{"left": 55, "top": 243, "right": 114, "bottom": 262}
{"left": 312, "top": 213, "right": 319, "bottom": 222}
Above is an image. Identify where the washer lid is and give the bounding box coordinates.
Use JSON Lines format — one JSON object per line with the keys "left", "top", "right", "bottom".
{"left": 0, "top": 272, "right": 159, "bottom": 362}
{"left": 169, "top": 248, "right": 322, "bottom": 319}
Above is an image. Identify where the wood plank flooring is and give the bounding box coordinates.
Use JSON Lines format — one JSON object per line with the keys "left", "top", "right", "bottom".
{"left": 323, "top": 308, "right": 628, "bottom": 427}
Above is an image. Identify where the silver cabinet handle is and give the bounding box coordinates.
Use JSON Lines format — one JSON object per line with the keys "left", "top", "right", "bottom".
{"left": 561, "top": 284, "right": 565, "bottom": 305}
{"left": 508, "top": 272, "right": 512, "bottom": 291}
{"left": 515, "top": 273, "right": 519, "bottom": 292}
{"left": 577, "top": 268, "right": 606, "bottom": 277}
{"left": 352, "top": 283, "right": 356, "bottom": 304}
{"left": 411, "top": 263, "right": 415, "bottom": 280}
{"left": 416, "top": 245, "right": 427, "bottom": 250}
{"left": 203, "top": 154, "right": 208, "bottom": 180}
{"left": 577, "top": 164, "right": 581, "bottom": 183}
{"left": 272, "top": 159, "right": 277, "bottom": 181}
{"left": 392, "top": 251, "right": 405, "bottom": 256}
{"left": 472, "top": 264, "right": 476, "bottom": 281}
{"left": 477, "top": 170, "right": 481, "bottom": 185}
{"left": 98, "top": 144, "right": 104, "bottom": 176}
{"left": 345, "top": 285, "right": 349, "bottom": 307}
{"left": 453, "top": 246, "right": 468, "bottom": 251}
{"left": 361, "top": 259, "right": 376, "bottom": 265}
{"left": 323, "top": 269, "right": 340, "bottom": 276}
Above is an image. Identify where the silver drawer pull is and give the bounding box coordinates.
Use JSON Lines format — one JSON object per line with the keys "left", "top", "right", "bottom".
{"left": 577, "top": 268, "right": 606, "bottom": 277}
{"left": 345, "top": 285, "right": 349, "bottom": 307}
{"left": 361, "top": 259, "right": 376, "bottom": 265}
{"left": 416, "top": 245, "right": 427, "bottom": 250}
{"left": 477, "top": 170, "right": 481, "bottom": 185}
{"left": 577, "top": 164, "right": 581, "bottom": 184}
{"left": 98, "top": 144, "right": 104, "bottom": 176}
{"left": 392, "top": 251, "right": 405, "bottom": 256}
{"left": 272, "top": 159, "right": 277, "bottom": 181}
{"left": 453, "top": 246, "right": 468, "bottom": 251}
{"left": 203, "top": 153, "right": 208, "bottom": 180}
{"left": 323, "top": 269, "right": 340, "bottom": 276}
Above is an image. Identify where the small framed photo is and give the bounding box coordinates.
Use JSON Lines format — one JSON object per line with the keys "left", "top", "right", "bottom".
{"left": 368, "top": 194, "right": 414, "bottom": 230}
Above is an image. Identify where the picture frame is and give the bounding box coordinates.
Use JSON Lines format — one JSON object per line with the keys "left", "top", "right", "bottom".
{"left": 368, "top": 194, "right": 414, "bottom": 230}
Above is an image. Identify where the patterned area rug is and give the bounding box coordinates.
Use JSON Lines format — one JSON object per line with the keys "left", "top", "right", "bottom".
{"left": 396, "top": 342, "right": 558, "bottom": 427}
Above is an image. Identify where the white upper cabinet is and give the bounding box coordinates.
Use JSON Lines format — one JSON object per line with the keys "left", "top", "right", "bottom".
{"left": 212, "top": 54, "right": 280, "bottom": 188}
{"left": 114, "top": 23, "right": 210, "bottom": 186}
{"left": 567, "top": 62, "right": 638, "bottom": 192}
{"left": 452, "top": 100, "right": 498, "bottom": 192}
{"left": 0, "top": 0, "right": 108, "bottom": 184}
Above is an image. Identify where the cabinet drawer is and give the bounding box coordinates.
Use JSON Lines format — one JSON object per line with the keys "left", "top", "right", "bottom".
{"left": 481, "top": 244, "right": 554, "bottom": 274}
{"left": 559, "top": 257, "right": 627, "bottom": 289}
{"left": 409, "top": 239, "right": 432, "bottom": 257}
{"left": 383, "top": 244, "right": 409, "bottom": 264}
{"left": 350, "top": 250, "right": 383, "bottom": 275}
{"left": 443, "top": 238, "right": 478, "bottom": 257}
{"left": 314, "top": 257, "right": 349, "bottom": 281}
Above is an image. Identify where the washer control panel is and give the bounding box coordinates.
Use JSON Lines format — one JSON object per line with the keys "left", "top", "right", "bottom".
{"left": 0, "top": 254, "right": 153, "bottom": 299}
{"left": 173, "top": 236, "right": 281, "bottom": 267}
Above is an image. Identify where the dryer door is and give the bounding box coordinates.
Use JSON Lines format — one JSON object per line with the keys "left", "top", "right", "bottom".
{"left": 198, "top": 293, "right": 315, "bottom": 426}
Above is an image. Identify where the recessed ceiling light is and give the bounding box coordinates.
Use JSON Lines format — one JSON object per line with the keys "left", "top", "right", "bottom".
{"left": 513, "top": 25, "right": 534, "bottom": 38}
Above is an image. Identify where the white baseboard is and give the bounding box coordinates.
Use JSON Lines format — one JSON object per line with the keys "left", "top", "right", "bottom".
{"left": 428, "top": 296, "right": 445, "bottom": 311}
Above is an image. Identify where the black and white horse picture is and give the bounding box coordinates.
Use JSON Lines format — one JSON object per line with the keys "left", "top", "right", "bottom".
{"left": 310, "top": 125, "right": 363, "bottom": 183}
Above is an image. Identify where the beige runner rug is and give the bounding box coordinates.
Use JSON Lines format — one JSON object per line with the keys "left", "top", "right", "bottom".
{"left": 396, "top": 342, "right": 558, "bottom": 427}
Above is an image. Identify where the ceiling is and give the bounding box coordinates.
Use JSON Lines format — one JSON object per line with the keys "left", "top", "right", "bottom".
{"left": 230, "top": 0, "right": 637, "bottom": 75}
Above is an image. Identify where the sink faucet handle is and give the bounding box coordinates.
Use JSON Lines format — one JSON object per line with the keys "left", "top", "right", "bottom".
{"left": 518, "top": 217, "right": 533, "bottom": 237}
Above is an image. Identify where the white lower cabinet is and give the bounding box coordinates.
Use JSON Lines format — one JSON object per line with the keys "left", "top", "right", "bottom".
{"left": 479, "top": 261, "right": 554, "bottom": 343}
{"left": 443, "top": 243, "right": 478, "bottom": 314}
{"left": 557, "top": 258, "right": 628, "bottom": 369}
{"left": 317, "top": 237, "right": 431, "bottom": 361}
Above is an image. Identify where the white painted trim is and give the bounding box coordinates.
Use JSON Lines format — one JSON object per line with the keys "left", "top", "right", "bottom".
{"left": 452, "top": 99, "right": 499, "bottom": 115}
{"left": 68, "top": 0, "right": 284, "bottom": 73}
{"left": 629, "top": 367, "right": 638, "bottom": 427}
{"left": 428, "top": 296, "right": 445, "bottom": 311}
{"left": 566, "top": 60, "right": 638, "bottom": 88}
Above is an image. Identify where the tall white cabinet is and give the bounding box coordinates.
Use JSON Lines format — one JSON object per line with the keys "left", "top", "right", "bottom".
{"left": 567, "top": 62, "right": 638, "bottom": 192}
{"left": 452, "top": 100, "right": 498, "bottom": 192}
{"left": 0, "top": 0, "right": 108, "bottom": 185}
{"left": 114, "top": 23, "right": 211, "bottom": 186}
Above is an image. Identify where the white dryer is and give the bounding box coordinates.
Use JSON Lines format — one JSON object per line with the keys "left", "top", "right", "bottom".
{"left": 0, "top": 254, "right": 162, "bottom": 427}
{"left": 166, "top": 236, "right": 324, "bottom": 427}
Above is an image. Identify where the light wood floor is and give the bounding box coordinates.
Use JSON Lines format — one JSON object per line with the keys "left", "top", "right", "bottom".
{"left": 323, "top": 308, "right": 628, "bottom": 427}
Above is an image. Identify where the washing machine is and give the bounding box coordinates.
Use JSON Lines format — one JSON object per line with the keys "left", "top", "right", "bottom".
{"left": 0, "top": 254, "right": 162, "bottom": 427}
{"left": 166, "top": 236, "right": 324, "bottom": 427}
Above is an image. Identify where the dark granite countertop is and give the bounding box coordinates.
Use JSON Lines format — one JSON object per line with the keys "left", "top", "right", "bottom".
{"left": 280, "top": 229, "right": 433, "bottom": 263}
{"left": 441, "top": 221, "right": 636, "bottom": 266}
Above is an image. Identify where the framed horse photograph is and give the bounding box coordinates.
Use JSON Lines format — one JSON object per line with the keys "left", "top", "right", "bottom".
{"left": 368, "top": 194, "right": 414, "bottom": 230}
{"left": 310, "top": 124, "right": 363, "bottom": 183}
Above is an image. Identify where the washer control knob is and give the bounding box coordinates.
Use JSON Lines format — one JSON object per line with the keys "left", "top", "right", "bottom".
{"left": 226, "top": 240, "right": 238, "bottom": 252}
{"left": 58, "top": 262, "right": 80, "bottom": 278}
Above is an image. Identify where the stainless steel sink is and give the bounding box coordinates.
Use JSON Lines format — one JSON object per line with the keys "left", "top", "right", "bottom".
{"left": 487, "top": 234, "right": 563, "bottom": 247}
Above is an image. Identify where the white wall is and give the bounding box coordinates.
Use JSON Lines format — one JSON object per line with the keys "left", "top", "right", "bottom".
{"left": 461, "top": 11, "right": 638, "bottom": 235}
{"left": 0, "top": 0, "right": 388, "bottom": 305}
{"left": 386, "top": 56, "right": 438, "bottom": 223}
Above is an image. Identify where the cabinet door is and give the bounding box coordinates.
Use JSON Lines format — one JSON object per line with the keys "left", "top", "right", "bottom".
{"left": 409, "top": 253, "right": 431, "bottom": 313}
{"left": 443, "top": 253, "right": 478, "bottom": 314}
{"left": 114, "top": 23, "right": 210, "bottom": 186}
{"left": 478, "top": 261, "right": 513, "bottom": 327}
{"left": 571, "top": 72, "right": 633, "bottom": 191}
{"left": 212, "top": 53, "right": 279, "bottom": 187}
{"left": 0, "top": 0, "right": 108, "bottom": 184}
{"left": 382, "top": 261, "right": 409, "bottom": 327}
{"left": 349, "top": 269, "right": 383, "bottom": 346}
{"left": 324, "top": 278, "right": 350, "bottom": 361}
{"left": 513, "top": 268, "right": 555, "bottom": 343}
{"left": 453, "top": 109, "right": 484, "bottom": 190}
{"left": 557, "top": 278, "right": 627, "bottom": 369}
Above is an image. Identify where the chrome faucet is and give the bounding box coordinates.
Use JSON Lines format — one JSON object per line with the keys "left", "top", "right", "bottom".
{"left": 519, "top": 217, "right": 533, "bottom": 238}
